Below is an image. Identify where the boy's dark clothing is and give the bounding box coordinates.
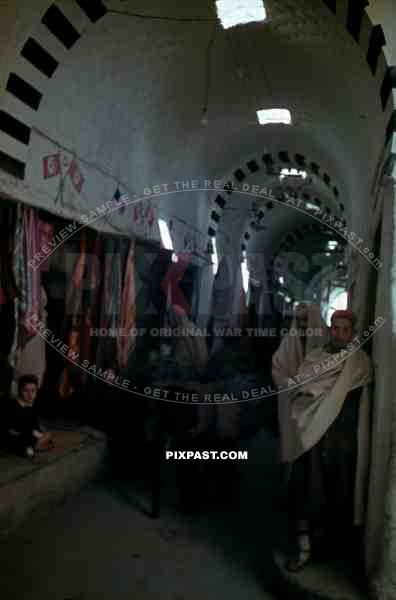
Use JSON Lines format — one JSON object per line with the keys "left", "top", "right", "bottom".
{"left": 3, "top": 398, "right": 41, "bottom": 454}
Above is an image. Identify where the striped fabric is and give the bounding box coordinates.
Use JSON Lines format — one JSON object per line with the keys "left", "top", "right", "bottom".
{"left": 96, "top": 238, "right": 124, "bottom": 369}
{"left": 80, "top": 235, "right": 103, "bottom": 384}
{"left": 8, "top": 204, "right": 24, "bottom": 369}
{"left": 59, "top": 230, "right": 87, "bottom": 398}
{"left": 117, "top": 240, "right": 136, "bottom": 368}
{"left": 25, "top": 208, "right": 41, "bottom": 316}
{"left": 9, "top": 204, "right": 41, "bottom": 368}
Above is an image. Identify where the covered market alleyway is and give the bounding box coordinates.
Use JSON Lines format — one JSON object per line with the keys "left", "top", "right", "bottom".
{"left": 0, "top": 426, "right": 367, "bottom": 600}
{"left": 1, "top": 1, "right": 396, "bottom": 599}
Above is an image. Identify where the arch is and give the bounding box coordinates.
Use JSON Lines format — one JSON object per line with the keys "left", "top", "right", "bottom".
{"left": 0, "top": 0, "right": 107, "bottom": 179}
{"left": 0, "top": 0, "right": 395, "bottom": 183}
{"left": 207, "top": 151, "right": 347, "bottom": 254}
{"left": 321, "top": 0, "right": 395, "bottom": 110}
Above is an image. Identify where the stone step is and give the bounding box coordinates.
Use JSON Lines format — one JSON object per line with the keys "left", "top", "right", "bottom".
{"left": 0, "top": 427, "right": 108, "bottom": 538}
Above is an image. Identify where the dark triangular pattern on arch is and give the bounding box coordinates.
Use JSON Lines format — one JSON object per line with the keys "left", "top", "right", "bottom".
{"left": 380, "top": 67, "right": 396, "bottom": 110}
{"left": 367, "top": 25, "right": 386, "bottom": 76}
{"left": 215, "top": 195, "right": 226, "bottom": 208}
{"left": 6, "top": 73, "right": 42, "bottom": 110}
{"left": 21, "top": 38, "right": 58, "bottom": 78}
{"left": 386, "top": 110, "right": 396, "bottom": 144}
{"left": 234, "top": 168, "right": 245, "bottom": 181}
{"left": 0, "top": 150, "right": 25, "bottom": 179}
{"left": 346, "top": 0, "right": 369, "bottom": 44}
{"left": 247, "top": 159, "right": 259, "bottom": 173}
{"left": 42, "top": 5, "right": 80, "bottom": 49}
{"left": 322, "top": 0, "right": 336, "bottom": 15}
{"left": 0, "top": 111, "right": 30, "bottom": 145}
{"left": 75, "top": 0, "right": 107, "bottom": 23}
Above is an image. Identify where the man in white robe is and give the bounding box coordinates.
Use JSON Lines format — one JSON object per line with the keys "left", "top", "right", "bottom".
{"left": 279, "top": 309, "right": 372, "bottom": 572}
{"left": 272, "top": 303, "right": 328, "bottom": 462}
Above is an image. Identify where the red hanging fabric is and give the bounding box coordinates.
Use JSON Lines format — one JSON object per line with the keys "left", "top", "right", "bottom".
{"left": 117, "top": 240, "right": 137, "bottom": 368}
{"left": 59, "top": 231, "right": 87, "bottom": 399}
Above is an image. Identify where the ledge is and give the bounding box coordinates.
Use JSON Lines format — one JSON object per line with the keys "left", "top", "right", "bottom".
{"left": 0, "top": 427, "right": 108, "bottom": 537}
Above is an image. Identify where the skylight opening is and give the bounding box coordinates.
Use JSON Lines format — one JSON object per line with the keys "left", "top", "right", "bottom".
{"left": 256, "top": 108, "right": 291, "bottom": 125}
{"left": 216, "top": 0, "right": 267, "bottom": 29}
{"left": 280, "top": 168, "right": 307, "bottom": 181}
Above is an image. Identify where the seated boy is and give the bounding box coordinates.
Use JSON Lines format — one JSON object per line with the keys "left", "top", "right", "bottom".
{"left": 5, "top": 374, "right": 54, "bottom": 458}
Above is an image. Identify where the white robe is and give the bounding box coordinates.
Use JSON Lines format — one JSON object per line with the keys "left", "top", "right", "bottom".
{"left": 284, "top": 344, "right": 372, "bottom": 525}
{"left": 272, "top": 304, "right": 328, "bottom": 463}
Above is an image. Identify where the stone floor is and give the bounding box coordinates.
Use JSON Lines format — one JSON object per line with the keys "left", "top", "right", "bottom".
{"left": 0, "top": 427, "right": 370, "bottom": 600}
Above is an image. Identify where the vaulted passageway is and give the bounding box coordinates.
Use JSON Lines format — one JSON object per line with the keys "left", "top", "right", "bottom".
{"left": 0, "top": 1, "right": 396, "bottom": 598}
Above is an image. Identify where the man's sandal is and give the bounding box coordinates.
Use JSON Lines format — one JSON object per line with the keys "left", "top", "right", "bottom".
{"left": 284, "top": 548, "right": 311, "bottom": 572}
{"left": 284, "top": 532, "right": 311, "bottom": 573}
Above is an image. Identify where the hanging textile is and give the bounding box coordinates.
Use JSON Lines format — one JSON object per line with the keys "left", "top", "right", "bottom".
{"left": 12, "top": 287, "right": 48, "bottom": 390}
{"left": 28, "top": 208, "right": 40, "bottom": 309}
{"left": 80, "top": 235, "right": 103, "bottom": 383}
{"left": 9, "top": 205, "right": 27, "bottom": 369}
{"left": 95, "top": 238, "right": 124, "bottom": 370}
{"left": 0, "top": 207, "right": 20, "bottom": 308}
{"left": 9, "top": 206, "right": 41, "bottom": 362}
{"left": 58, "top": 231, "right": 87, "bottom": 399}
{"left": 9, "top": 206, "right": 46, "bottom": 393}
{"left": 0, "top": 204, "right": 19, "bottom": 398}
{"left": 117, "top": 240, "right": 137, "bottom": 368}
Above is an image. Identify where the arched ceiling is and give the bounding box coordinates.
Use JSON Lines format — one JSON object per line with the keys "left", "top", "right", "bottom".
{"left": 0, "top": 0, "right": 394, "bottom": 260}
{"left": 207, "top": 142, "right": 346, "bottom": 256}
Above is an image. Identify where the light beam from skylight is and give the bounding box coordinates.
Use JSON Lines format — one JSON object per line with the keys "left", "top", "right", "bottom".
{"left": 158, "top": 218, "right": 174, "bottom": 251}
{"left": 212, "top": 237, "right": 219, "bottom": 275}
{"left": 241, "top": 259, "right": 250, "bottom": 293}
